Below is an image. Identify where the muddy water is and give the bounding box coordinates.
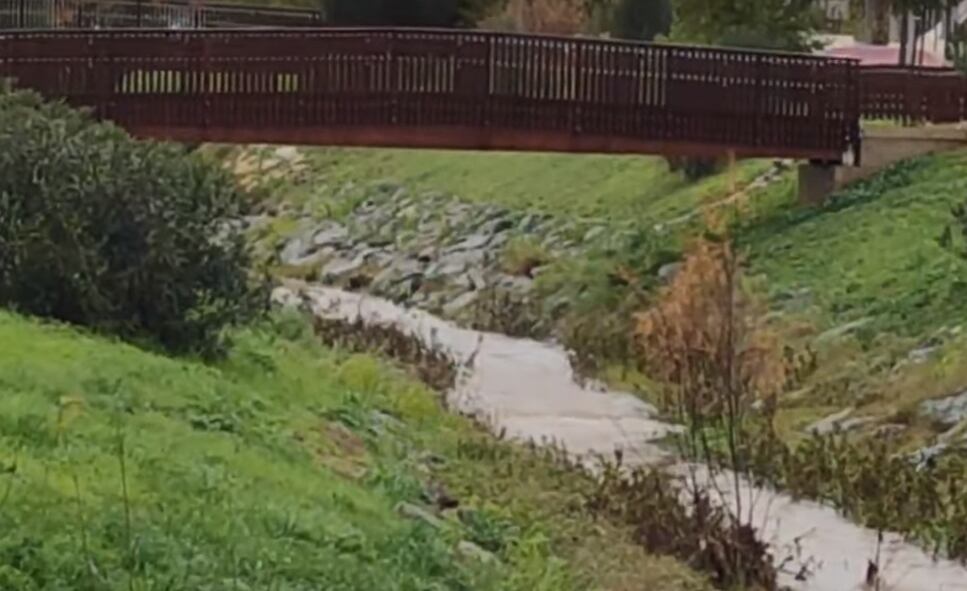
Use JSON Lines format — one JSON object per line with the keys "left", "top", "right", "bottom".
{"left": 276, "top": 283, "right": 967, "bottom": 591}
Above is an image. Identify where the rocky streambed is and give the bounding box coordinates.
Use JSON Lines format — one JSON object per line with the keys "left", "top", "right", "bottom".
{"left": 262, "top": 185, "right": 608, "bottom": 329}
{"left": 247, "top": 173, "right": 684, "bottom": 338}
{"left": 275, "top": 282, "right": 967, "bottom": 591}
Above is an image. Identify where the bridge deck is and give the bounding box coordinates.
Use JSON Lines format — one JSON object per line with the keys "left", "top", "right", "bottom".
{"left": 0, "top": 29, "right": 861, "bottom": 161}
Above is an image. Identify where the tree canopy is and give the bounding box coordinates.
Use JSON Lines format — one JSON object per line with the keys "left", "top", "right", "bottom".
{"left": 669, "top": 0, "right": 821, "bottom": 51}
{"left": 610, "top": 0, "right": 673, "bottom": 41}
{"left": 320, "top": 0, "right": 498, "bottom": 27}
{"left": 0, "top": 86, "right": 264, "bottom": 357}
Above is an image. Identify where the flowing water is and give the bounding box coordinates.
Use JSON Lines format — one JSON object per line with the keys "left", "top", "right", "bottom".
{"left": 275, "top": 282, "right": 967, "bottom": 591}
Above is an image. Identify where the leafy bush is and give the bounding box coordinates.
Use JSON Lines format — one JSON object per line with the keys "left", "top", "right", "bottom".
{"left": 665, "top": 155, "right": 723, "bottom": 181}
{"left": 0, "top": 86, "right": 265, "bottom": 357}
{"left": 670, "top": 0, "right": 821, "bottom": 52}
{"left": 610, "top": 0, "right": 673, "bottom": 41}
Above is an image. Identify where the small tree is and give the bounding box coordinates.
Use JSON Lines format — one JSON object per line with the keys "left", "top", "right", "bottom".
{"left": 635, "top": 229, "right": 785, "bottom": 469}
{"left": 634, "top": 218, "right": 787, "bottom": 581}
{"left": 610, "top": 0, "right": 673, "bottom": 41}
{"left": 670, "top": 0, "right": 821, "bottom": 51}
{"left": 0, "top": 86, "right": 265, "bottom": 358}
{"left": 320, "top": 0, "right": 499, "bottom": 27}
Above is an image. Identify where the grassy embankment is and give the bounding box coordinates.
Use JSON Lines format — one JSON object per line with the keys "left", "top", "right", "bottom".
{"left": 737, "top": 152, "right": 967, "bottom": 442}
{"left": 0, "top": 310, "right": 706, "bottom": 590}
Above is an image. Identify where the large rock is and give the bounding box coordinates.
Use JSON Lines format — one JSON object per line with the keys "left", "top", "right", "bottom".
{"left": 452, "top": 268, "right": 486, "bottom": 292}
{"left": 657, "top": 262, "right": 682, "bottom": 284}
{"left": 278, "top": 224, "right": 317, "bottom": 265}
{"left": 911, "top": 441, "right": 952, "bottom": 470}
{"left": 448, "top": 233, "right": 492, "bottom": 252}
{"left": 371, "top": 257, "right": 425, "bottom": 291}
{"left": 479, "top": 215, "right": 514, "bottom": 236}
{"left": 806, "top": 408, "right": 872, "bottom": 435}
{"left": 395, "top": 502, "right": 445, "bottom": 529}
{"left": 287, "top": 248, "right": 333, "bottom": 269}
{"left": 488, "top": 231, "right": 511, "bottom": 250}
{"left": 270, "top": 286, "right": 303, "bottom": 310}
{"left": 919, "top": 390, "right": 967, "bottom": 428}
{"left": 312, "top": 222, "right": 349, "bottom": 248}
{"left": 429, "top": 250, "right": 487, "bottom": 278}
{"left": 815, "top": 318, "right": 872, "bottom": 344}
{"left": 416, "top": 245, "right": 437, "bottom": 262}
{"left": 495, "top": 273, "right": 533, "bottom": 294}
{"left": 443, "top": 291, "right": 478, "bottom": 316}
{"left": 456, "top": 540, "right": 497, "bottom": 564}
{"left": 320, "top": 256, "right": 365, "bottom": 283}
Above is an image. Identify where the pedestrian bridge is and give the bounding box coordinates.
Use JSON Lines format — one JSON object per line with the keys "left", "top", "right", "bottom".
{"left": 0, "top": 28, "right": 868, "bottom": 162}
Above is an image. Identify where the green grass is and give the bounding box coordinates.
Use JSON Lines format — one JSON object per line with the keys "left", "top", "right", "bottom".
{"left": 726, "top": 151, "right": 967, "bottom": 436}
{"left": 298, "top": 147, "right": 770, "bottom": 223}
{"left": 739, "top": 152, "right": 967, "bottom": 336}
{"left": 0, "top": 310, "right": 706, "bottom": 591}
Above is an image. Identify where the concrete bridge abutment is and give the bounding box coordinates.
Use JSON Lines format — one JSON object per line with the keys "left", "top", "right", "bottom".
{"left": 798, "top": 126, "right": 967, "bottom": 205}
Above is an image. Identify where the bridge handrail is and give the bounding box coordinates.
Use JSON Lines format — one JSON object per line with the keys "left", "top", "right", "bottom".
{"left": 0, "top": 27, "right": 862, "bottom": 162}
{"left": 860, "top": 64, "right": 967, "bottom": 123}
{"left": 0, "top": 22, "right": 860, "bottom": 64}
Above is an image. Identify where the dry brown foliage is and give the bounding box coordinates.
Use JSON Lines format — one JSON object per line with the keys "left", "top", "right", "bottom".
{"left": 634, "top": 233, "right": 786, "bottom": 431}
{"left": 630, "top": 222, "right": 791, "bottom": 588}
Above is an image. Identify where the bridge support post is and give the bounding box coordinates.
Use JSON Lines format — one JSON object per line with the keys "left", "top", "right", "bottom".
{"left": 797, "top": 162, "right": 837, "bottom": 206}
{"left": 799, "top": 126, "right": 967, "bottom": 206}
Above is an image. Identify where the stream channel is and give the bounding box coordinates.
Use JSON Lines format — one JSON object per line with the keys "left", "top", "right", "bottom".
{"left": 274, "top": 282, "right": 967, "bottom": 591}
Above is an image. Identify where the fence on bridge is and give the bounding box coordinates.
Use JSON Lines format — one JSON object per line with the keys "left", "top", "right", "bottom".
{"left": 0, "top": 5, "right": 964, "bottom": 134}
{"left": 0, "top": 28, "right": 861, "bottom": 161}
{"left": 0, "top": 0, "right": 321, "bottom": 29}
{"left": 860, "top": 65, "right": 967, "bottom": 124}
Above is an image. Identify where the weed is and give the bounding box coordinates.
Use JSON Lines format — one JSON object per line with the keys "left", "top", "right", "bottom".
{"left": 501, "top": 236, "right": 551, "bottom": 277}
{"left": 311, "top": 314, "right": 458, "bottom": 392}
{"left": 587, "top": 454, "right": 777, "bottom": 590}
{"left": 739, "top": 427, "right": 967, "bottom": 562}
{"left": 630, "top": 222, "right": 785, "bottom": 588}
{"left": 468, "top": 287, "right": 547, "bottom": 338}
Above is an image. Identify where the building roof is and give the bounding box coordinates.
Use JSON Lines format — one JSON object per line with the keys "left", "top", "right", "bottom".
{"left": 822, "top": 42, "right": 947, "bottom": 67}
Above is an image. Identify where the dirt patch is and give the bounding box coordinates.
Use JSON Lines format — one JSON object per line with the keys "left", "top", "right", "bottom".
{"left": 297, "top": 421, "right": 370, "bottom": 480}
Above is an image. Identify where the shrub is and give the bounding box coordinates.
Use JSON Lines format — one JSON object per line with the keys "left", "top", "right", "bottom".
{"left": 665, "top": 155, "right": 723, "bottom": 181}
{"left": 0, "top": 86, "right": 265, "bottom": 357}
{"left": 609, "top": 0, "right": 672, "bottom": 41}
{"left": 632, "top": 223, "right": 791, "bottom": 585}
{"left": 321, "top": 0, "right": 499, "bottom": 27}
{"left": 500, "top": 236, "right": 549, "bottom": 277}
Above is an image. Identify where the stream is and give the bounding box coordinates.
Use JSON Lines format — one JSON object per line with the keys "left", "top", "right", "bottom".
{"left": 274, "top": 282, "right": 967, "bottom": 591}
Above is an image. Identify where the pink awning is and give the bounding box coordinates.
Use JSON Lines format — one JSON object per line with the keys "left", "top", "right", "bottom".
{"left": 823, "top": 43, "right": 947, "bottom": 67}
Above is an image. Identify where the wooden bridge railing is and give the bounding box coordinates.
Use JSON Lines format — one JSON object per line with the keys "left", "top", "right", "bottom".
{"left": 860, "top": 65, "right": 967, "bottom": 124}
{"left": 0, "top": 29, "right": 861, "bottom": 161}
{"left": 0, "top": 0, "right": 322, "bottom": 29}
